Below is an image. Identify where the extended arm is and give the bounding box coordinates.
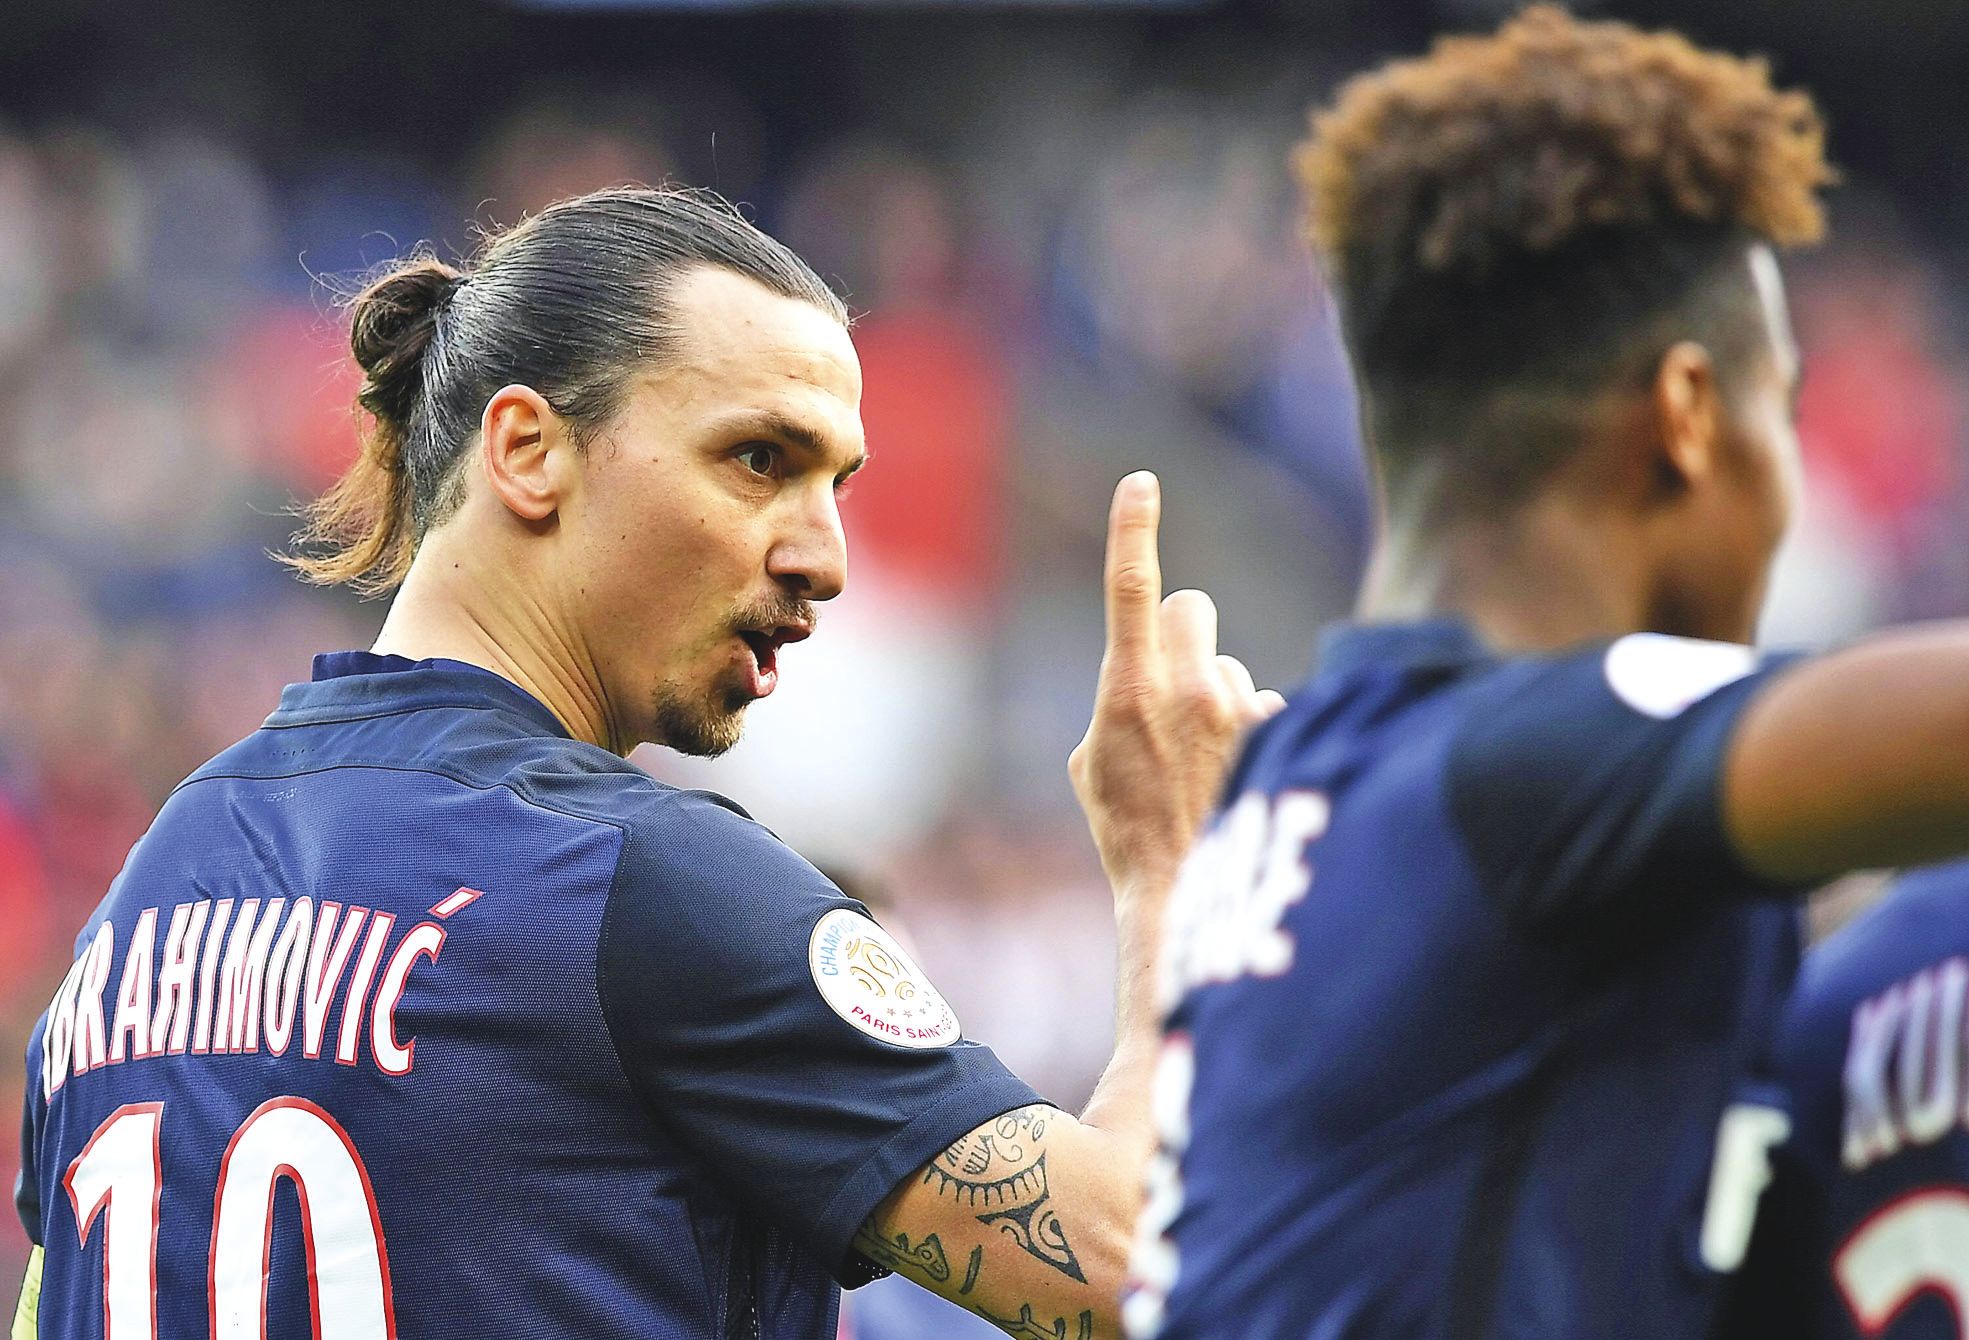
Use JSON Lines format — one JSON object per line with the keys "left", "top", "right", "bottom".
{"left": 855, "top": 473, "right": 1281, "bottom": 1337}
{"left": 1725, "top": 623, "right": 1969, "bottom": 881}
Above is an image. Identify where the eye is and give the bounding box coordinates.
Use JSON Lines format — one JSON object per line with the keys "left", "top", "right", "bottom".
{"left": 737, "top": 443, "right": 780, "bottom": 477}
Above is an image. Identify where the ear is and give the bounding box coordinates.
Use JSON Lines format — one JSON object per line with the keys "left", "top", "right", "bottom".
{"left": 479, "top": 384, "right": 573, "bottom": 522}
{"left": 1652, "top": 341, "right": 1725, "bottom": 494}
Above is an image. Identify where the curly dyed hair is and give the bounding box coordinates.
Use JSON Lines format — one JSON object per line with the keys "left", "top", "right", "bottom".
{"left": 1295, "top": 6, "right": 1833, "bottom": 511}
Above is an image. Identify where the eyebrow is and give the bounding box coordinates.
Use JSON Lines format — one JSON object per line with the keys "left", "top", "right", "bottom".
{"left": 722, "top": 411, "right": 868, "bottom": 476}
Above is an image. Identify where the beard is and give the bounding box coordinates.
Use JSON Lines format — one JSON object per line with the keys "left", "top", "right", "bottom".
{"left": 646, "top": 590, "right": 817, "bottom": 758}
{"left": 649, "top": 676, "right": 752, "bottom": 758}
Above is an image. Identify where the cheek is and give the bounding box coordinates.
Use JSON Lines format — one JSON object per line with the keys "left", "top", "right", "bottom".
{"left": 564, "top": 502, "right": 706, "bottom": 639}
{"left": 1775, "top": 428, "right": 1804, "bottom": 532}
{"left": 1754, "top": 422, "right": 1802, "bottom": 545}
{"left": 1727, "top": 400, "right": 1797, "bottom": 544}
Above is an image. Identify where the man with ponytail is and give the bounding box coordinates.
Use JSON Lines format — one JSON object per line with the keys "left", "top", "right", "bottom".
{"left": 13, "top": 187, "right": 1276, "bottom": 1340}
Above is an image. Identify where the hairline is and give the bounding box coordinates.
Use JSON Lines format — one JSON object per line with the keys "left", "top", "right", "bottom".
{"left": 1358, "top": 236, "right": 1785, "bottom": 518}
{"left": 414, "top": 259, "right": 853, "bottom": 539}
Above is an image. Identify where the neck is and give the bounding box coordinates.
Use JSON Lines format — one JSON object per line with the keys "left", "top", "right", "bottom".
{"left": 1358, "top": 492, "right": 1655, "bottom": 654}
{"left": 371, "top": 532, "right": 621, "bottom": 753}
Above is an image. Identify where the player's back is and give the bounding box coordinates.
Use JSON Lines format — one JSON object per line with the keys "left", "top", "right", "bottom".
{"left": 17, "top": 653, "right": 839, "bottom": 1339}
{"left": 1130, "top": 619, "right": 1805, "bottom": 1339}
{"left": 1725, "top": 864, "right": 1969, "bottom": 1340}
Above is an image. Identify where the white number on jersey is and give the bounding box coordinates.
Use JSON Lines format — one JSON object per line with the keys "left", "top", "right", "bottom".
{"left": 1698, "top": 1102, "right": 1791, "bottom": 1272}
{"left": 62, "top": 1104, "right": 162, "bottom": 1340}
{"left": 1835, "top": 1188, "right": 1969, "bottom": 1336}
{"left": 62, "top": 1099, "right": 394, "bottom": 1339}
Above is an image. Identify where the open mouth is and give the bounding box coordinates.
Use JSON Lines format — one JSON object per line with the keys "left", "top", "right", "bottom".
{"left": 734, "top": 623, "right": 812, "bottom": 698}
{"left": 738, "top": 629, "right": 778, "bottom": 679}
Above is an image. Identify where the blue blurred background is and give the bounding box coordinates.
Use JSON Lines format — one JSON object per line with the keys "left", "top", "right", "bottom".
{"left": 4, "top": 0, "right": 1968, "bottom": 1303}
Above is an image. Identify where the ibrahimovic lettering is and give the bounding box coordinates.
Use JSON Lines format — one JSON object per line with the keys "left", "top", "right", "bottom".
{"left": 37, "top": 887, "right": 479, "bottom": 1099}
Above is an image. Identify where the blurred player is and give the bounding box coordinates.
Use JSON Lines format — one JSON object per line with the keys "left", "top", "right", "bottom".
{"left": 1127, "top": 8, "right": 1969, "bottom": 1337}
{"left": 12, "top": 187, "right": 1277, "bottom": 1339}
{"left": 1721, "top": 861, "right": 1969, "bottom": 1339}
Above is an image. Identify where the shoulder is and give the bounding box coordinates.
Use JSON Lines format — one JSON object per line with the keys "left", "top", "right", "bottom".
{"left": 349, "top": 726, "right": 766, "bottom": 859}
{"left": 500, "top": 742, "right": 756, "bottom": 837}
{"left": 1435, "top": 635, "right": 1804, "bottom": 927}
{"left": 1786, "top": 865, "right": 1969, "bottom": 1055}
{"left": 1234, "top": 650, "right": 1496, "bottom": 792}
{"left": 1457, "top": 633, "right": 1765, "bottom": 727}
{"left": 585, "top": 769, "right": 850, "bottom": 998}
{"left": 1768, "top": 869, "right": 1969, "bottom": 1163}
{"left": 1443, "top": 632, "right": 1791, "bottom": 792}
{"left": 184, "top": 707, "right": 750, "bottom": 834}
{"left": 501, "top": 753, "right": 807, "bottom": 918}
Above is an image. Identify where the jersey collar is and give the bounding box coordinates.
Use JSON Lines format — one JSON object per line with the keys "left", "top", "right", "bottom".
{"left": 264, "top": 651, "right": 573, "bottom": 739}
{"left": 1316, "top": 617, "right": 1492, "bottom": 675}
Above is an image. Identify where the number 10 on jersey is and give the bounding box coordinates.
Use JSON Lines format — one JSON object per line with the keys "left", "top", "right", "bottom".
{"left": 63, "top": 1098, "right": 395, "bottom": 1338}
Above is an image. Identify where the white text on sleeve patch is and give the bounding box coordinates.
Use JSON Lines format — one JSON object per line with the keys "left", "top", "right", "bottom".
{"left": 808, "top": 908, "right": 962, "bottom": 1048}
{"left": 1603, "top": 633, "right": 1758, "bottom": 719}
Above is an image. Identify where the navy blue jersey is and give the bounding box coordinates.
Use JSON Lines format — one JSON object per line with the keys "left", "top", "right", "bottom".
{"left": 1725, "top": 864, "right": 1969, "bottom": 1340}
{"left": 1125, "top": 619, "right": 1806, "bottom": 1340}
{"left": 15, "top": 653, "right": 1036, "bottom": 1339}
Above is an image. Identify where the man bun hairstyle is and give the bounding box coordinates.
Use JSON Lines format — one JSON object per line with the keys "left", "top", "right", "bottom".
{"left": 350, "top": 261, "right": 465, "bottom": 429}
{"left": 1294, "top": 6, "right": 1834, "bottom": 513}
{"left": 287, "top": 187, "right": 847, "bottom": 594}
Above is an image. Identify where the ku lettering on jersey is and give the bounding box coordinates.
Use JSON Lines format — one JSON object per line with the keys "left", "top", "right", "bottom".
{"left": 13, "top": 653, "right": 1037, "bottom": 1339}
{"left": 1124, "top": 620, "right": 1808, "bottom": 1340}
{"left": 1725, "top": 863, "right": 1969, "bottom": 1340}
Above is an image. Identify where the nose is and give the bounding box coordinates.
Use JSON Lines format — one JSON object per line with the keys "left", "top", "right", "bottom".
{"left": 767, "top": 486, "right": 848, "bottom": 602}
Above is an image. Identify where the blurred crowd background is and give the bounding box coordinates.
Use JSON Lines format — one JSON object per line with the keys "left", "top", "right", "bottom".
{"left": 5, "top": 0, "right": 1969, "bottom": 1291}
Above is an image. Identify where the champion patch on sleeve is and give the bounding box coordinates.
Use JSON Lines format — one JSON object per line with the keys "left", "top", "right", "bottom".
{"left": 807, "top": 908, "right": 963, "bottom": 1048}
{"left": 1603, "top": 633, "right": 1758, "bottom": 719}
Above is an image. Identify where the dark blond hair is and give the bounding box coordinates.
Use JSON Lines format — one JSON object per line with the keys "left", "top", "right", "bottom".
{"left": 287, "top": 187, "right": 846, "bottom": 594}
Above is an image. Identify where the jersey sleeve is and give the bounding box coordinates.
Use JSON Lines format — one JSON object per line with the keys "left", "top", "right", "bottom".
{"left": 1446, "top": 633, "right": 1805, "bottom": 934}
{"left": 595, "top": 788, "right": 1042, "bottom": 1284}
{"left": 17, "top": 1017, "right": 45, "bottom": 1249}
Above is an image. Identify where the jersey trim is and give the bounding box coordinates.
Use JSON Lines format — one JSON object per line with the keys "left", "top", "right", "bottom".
{"left": 814, "top": 1082, "right": 1047, "bottom": 1284}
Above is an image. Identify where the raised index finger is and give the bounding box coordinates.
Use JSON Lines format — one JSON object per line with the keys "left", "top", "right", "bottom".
{"left": 1103, "top": 471, "right": 1163, "bottom": 670}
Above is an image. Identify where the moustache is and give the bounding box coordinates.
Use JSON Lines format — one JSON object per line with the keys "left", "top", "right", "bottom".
{"left": 730, "top": 594, "right": 819, "bottom": 636}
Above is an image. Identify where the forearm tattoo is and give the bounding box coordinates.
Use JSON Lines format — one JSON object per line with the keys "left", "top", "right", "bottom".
{"left": 972, "top": 1302, "right": 1096, "bottom": 1340}
{"left": 853, "top": 1227, "right": 952, "bottom": 1283}
{"left": 923, "top": 1105, "right": 1086, "bottom": 1283}
{"left": 853, "top": 1104, "right": 1100, "bottom": 1339}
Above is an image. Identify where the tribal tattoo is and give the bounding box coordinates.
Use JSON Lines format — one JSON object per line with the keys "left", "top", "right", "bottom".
{"left": 854, "top": 1218, "right": 1090, "bottom": 1340}
{"left": 923, "top": 1106, "right": 1086, "bottom": 1283}
{"left": 851, "top": 1226, "right": 952, "bottom": 1283}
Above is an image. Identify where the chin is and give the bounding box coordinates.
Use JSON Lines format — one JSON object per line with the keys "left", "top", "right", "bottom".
{"left": 650, "top": 692, "right": 749, "bottom": 758}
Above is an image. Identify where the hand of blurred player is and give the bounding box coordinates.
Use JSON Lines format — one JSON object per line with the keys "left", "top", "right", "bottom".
{"left": 1069, "top": 471, "right": 1286, "bottom": 895}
